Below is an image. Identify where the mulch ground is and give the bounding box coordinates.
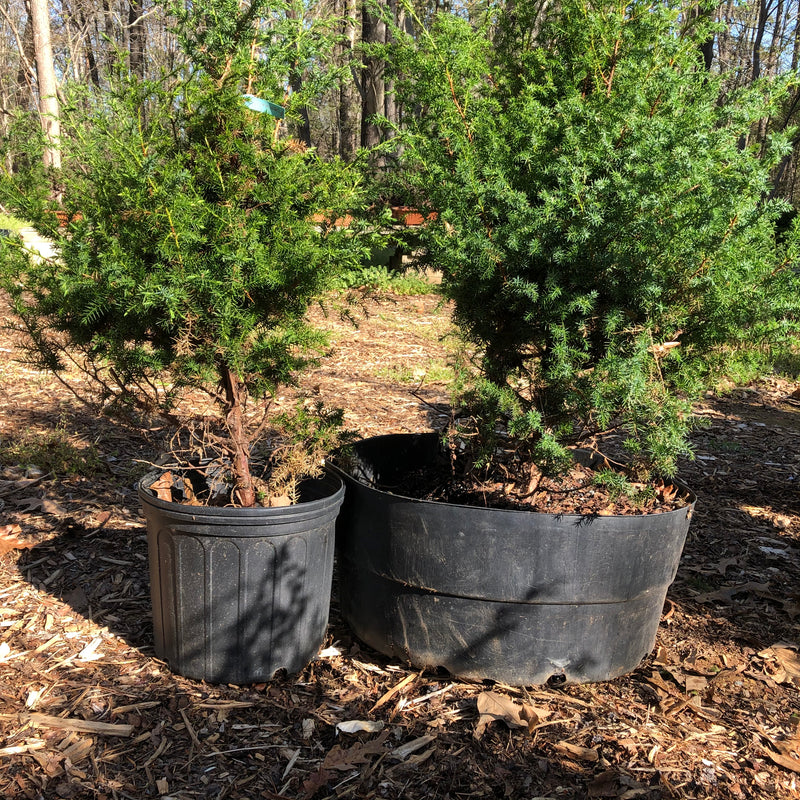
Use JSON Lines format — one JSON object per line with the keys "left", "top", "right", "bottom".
{"left": 0, "top": 289, "right": 799, "bottom": 800}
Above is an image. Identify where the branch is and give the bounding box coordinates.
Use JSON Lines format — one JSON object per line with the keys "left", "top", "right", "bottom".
{"left": 0, "top": 3, "right": 37, "bottom": 88}
{"left": 446, "top": 68, "right": 473, "bottom": 143}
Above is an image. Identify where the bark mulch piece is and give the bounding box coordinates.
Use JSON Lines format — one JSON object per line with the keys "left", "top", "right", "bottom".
{"left": 0, "top": 290, "right": 799, "bottom": 800}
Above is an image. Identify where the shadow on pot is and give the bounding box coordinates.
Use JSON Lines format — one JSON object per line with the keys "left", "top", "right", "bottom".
{"left": 331, "top": 433, "right": 695, "bottom": 686}
{"left": 138, "top": 471, "right": 343, "bottom": 684}
{"left": 15, "top": 471, "right": 343, "bottom": 686}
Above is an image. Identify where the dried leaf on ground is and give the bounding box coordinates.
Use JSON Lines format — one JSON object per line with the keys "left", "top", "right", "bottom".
{"left": 323, "top": 730, "right": 389, "bottom": 771}
{"left": 335, "top": 719, "right": 385, "bottom": 734}
{"left": 0, "top": 477, "right": 44, "bottom": 496}
{"left": 11, "top": 496, "right": 65, "bottom": 515}
{"left": 300, "top": 767, "right": 335, "bottom": 800}
{"left": 758, "top": 645, "right": 800, "bottom": 686}
{"left": 588, "top": 770, "right": 619, "bottom": 797}
{"left": 0, "top": 524, "right": 34, "bottom": 555}
{"left": 150, "top": 472, "right": 173, "bottom": 502}
{"left": 474, "top": 691, "right": 549, "bottom": 739}
{"left": 685, "top": 675, "right": 709, "bottom": 692}
{"left": 694, "top": 581, "right": 772, "bottom": 603}
{"left": 93, "top": 510, "right": 113, "bottom": 527}
{"left": 716, "top": 557, "right": 740, "bottom": 575}
{"left": 759, "top": 734, "right": 800, "bottom": 774}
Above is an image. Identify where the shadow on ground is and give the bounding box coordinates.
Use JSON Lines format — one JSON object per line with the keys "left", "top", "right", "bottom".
{"left": 2, "top": 381, "right": 799, "bottom": 799}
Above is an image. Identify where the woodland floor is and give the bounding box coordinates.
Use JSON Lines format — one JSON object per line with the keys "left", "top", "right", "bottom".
{"left": 0, "top": 287, "right": 799, "bottom": 800}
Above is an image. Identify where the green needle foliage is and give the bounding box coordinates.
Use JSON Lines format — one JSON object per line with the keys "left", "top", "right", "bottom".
{"left": 389, "top": 0, "right": 800, "bottom": 479}
{"left": 0, "top": 0, "right": 371, "bottom": 505}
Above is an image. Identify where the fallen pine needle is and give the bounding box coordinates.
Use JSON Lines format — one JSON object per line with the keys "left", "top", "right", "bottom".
{"left": 204, "top": 744, "right": 298, "bottom": 757}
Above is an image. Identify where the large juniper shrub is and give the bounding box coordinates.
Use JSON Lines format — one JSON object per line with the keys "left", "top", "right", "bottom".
{"left": 389, "top": 0, "right": 800, "bottom": 486}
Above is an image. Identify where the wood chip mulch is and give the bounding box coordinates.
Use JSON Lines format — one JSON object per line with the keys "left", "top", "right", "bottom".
{"left": 0, "top": 291, "right": 799, "bottom": 800}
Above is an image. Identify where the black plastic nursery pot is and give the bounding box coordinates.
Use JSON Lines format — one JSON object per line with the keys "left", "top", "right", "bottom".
{"left": 138, "top": 473, "right": 344, "bottom": 684}
{"left": 331, "top": 433, "right": 695, "bottom": 686}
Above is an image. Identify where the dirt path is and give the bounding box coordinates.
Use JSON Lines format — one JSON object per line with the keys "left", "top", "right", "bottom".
{"left": 0, "top": 291, "right": 798, "bottom": 800}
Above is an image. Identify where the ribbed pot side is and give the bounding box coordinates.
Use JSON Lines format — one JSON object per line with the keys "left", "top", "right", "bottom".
{"left": 139, "top": 473, "right": 344, "bottom": 684}
{"left": 333, "top": 434, "right": 694, "bottom": 686}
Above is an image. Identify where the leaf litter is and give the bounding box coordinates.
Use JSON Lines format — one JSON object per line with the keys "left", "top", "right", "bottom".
{"left": 0, "top": 291, "right": 798, "bottom": 799}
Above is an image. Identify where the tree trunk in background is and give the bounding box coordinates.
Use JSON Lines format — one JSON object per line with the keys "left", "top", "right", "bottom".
{"left": 289, "top": 70, "right": 312, "bottom": 146}
{"left": 81, "top": 11, "right": 101, "bottom": 87}
{"left": 383, "top": 0, "right": 401, "bottom": 133}
{"left": 29, "top": 0, "right": 61, "bottom": 170}
{"left": 14, "top": 6, "right": 36, "bottom": 108}
{"left": 129, "top": 0, "right": 145, "bottom": 78}
{"left": 361, "top": 3, "right": 385, "bottom": 149}
{"left": 766, "top": 0, "right": 785, "bottom": 75}
{"left": 793, "top": 1, "right": 800, "bottom": 70}
{"left": 101, "top": 0, "right": 116, "bottom": 74}
{"left": 697, "top": 6, "right": 716, "bottom": 71}
{"left": 287, "top": 1, "right": 312, "bottom": 146}
{"left": 338, "top": 0, "right": 360, "bottom": 161}
{"left": 752, "top": 0, "right": 772, "bottom": 80}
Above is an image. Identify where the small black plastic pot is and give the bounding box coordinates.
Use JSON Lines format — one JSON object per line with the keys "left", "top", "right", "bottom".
{"left": 138, "top": 472, "right": 344, "bottom": 684}
{"left": 331, "top": 433, "right": 695, "bottom": 686}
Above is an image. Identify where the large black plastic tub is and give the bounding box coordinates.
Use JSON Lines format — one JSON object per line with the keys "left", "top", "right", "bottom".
{"left": 332, "top": 434, "right": 695, "bottom": 685}
{"left": 139, "top": 473, "right": 344, "bottom": 684}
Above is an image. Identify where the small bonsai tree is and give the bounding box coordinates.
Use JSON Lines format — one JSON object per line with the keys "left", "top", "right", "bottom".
{"left": 388, "top": 0, "right": 800, "bottom": 480}
{"left": 0, "top": 0, "right": 370, "bottom": 506}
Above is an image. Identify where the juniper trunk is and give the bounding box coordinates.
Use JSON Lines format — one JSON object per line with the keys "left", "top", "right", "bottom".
{"left": 221, "top": 365, "right": 256, "bottom": 507}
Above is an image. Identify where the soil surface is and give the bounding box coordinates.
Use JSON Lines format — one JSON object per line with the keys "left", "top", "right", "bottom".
{"left": 382, "top": 455, "right": 692, "bottom": 516}
{"left": 0, "top": 289, "right": 799, "bottom": 800}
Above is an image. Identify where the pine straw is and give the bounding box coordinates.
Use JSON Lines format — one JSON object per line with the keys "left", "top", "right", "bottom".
{"left": 0, "top": 292, "right": 799, "bottom": 800}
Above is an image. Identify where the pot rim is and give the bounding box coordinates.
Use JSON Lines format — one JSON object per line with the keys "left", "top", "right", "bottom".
{"left": 331, "top": 432, "right": 696, "bottom": 519}
{"left": 138, "top": 468, "right": 344, "bottom": 520}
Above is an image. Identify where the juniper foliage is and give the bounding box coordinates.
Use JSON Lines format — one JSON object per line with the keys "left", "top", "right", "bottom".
{"left": 0, "top": 0, "right": 370, "bottom": 505}
{"left": 390, "top": 0, "right": 800, "bottom": 478}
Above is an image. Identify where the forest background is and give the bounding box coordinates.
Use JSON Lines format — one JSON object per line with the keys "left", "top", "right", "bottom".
{"left": 5, "top": 0, "right": 800, "bottom": 205}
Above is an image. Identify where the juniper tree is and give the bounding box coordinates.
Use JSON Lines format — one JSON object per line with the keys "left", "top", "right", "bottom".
{"left": 390, "top": 0, "right": 800, "bottom": 478}
{"left": 0, "top": 0, "right": 370, "bottom": 506}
